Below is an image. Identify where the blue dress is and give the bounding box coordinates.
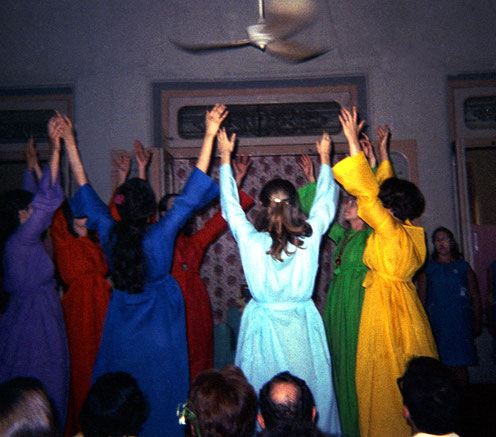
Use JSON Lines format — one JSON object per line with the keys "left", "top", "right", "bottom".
{"left": 425, "top": 259, "right": 478, "bottom": 366}
{"left": 0, "top": 168, "right": 69, "bottom": 428}
{"left": 71, "top": 168, "right": 219, "bottom": 437}
{"left": 220, "top": 163, "right": 341, "bottom": 435}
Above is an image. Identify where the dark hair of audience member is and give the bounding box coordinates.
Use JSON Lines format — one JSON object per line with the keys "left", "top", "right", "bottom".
{"left": 431, "top": 226, "right": 461, "bottom": 261}
{"left": 188, "top": 365, "right": 257, "bottom": 437}
{"left": 110, "top": 178, "right": 156, "bottom": 293}
{"left": 259, "top": 372, "right": 316, "bottom": 431}
{"left": 255, "top": 179, "right": 312, "bottom": 261}
{"left": 260, "top": 422, "right": 324, "bottom": 437}
{"left": 378, "top": 177, "right": 425, "bottom": 222}
{"left": 0, "top": 376, "right": 59, "bottom": 437}
{"left": 398, "top": 356, "right": 461, "bottom": 435}
{"left": 79, "top": 371, "right": 150, "bottom": 437}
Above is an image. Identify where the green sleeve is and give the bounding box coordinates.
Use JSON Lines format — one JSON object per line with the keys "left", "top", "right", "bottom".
{"left": 297, "top": 182, "right": 317, "bottom": 217}
{"left": 328, "top": 220, "right": 346, "bottom": 243}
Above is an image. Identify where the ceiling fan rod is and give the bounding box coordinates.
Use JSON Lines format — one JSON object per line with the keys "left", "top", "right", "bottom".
{"left": 258, "top": 0, "right": 265, "bottom": 22}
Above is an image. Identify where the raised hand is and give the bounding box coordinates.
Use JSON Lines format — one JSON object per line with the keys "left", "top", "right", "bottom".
{"left": 377, "top": 125, "right": 391, "bottom": 163}
{"left": 53, "top": 112, "right": 74, "bottom": 143}
{"left": 133, "top": 140, "right": 151, "bottom": 180}
{"left": 316, "top": 131, "right": 332, "bottom": 166}
{"left": 233, "top": 154, "right": 252, "bottom": 187}
{"left": 205, "top": 104, "right": 228, "bottom": 137}
{"left": 48, "top": 115, "right": 63, "bottom": 150}
{"left": 297, "top": 154, "right": 315, "bottom": 183}
{"left": 196, "top": 104, "right": 228, "bottom": 173}
{"left": 115, "top": 152, "right": 131, "bottom": 185}
{"left": 338, "top": 107, "right": 365, "bottom": 156}
{"left": 217, "top": 128, "right": 236, "bottom": 165}
{"left": 360, "top": 133, "right": 377, "bottom": 168}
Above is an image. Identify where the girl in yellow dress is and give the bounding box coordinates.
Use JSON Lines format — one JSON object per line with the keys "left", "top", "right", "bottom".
{"left": 332, "top": 107, "right": 438, "bottom": 437}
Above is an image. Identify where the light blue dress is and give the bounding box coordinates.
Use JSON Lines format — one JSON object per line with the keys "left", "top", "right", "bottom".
{"left": 220, "top": 163, "right": 341, "bottom": 435}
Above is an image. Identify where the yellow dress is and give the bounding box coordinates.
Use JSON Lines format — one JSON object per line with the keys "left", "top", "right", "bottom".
{"left": 333, "top": 152, "right": 438, "bottom": 437}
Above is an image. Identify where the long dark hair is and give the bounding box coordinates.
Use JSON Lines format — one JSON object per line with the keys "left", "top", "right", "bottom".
{"left": 110, "top": 178, "right": 156, "bottom": 294}
{"left": 431, "top": 227, "right": 461, "bottom": 261}
{"left": 255, "top": 179, "right": 312, "bottom": 262}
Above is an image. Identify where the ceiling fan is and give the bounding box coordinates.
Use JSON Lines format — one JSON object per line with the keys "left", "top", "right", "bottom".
{"left": 171, "top": 0, "right": 329, "bottom": 63}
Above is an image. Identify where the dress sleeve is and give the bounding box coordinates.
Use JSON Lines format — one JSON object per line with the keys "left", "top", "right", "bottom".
{"left": 193, "top": 190, "right": 255, "bottom": 253}
{"left": 374, "top": 160, "right": 395, "bottom": 186}
{"left": 148, "top": 168, "right": 219, "bottom": 244}
{"left": 22, "top": 169, "right": 38, "bottom": 194}
{"left": 70, "top": 184, "right": 116, "bottom": 259}
{"left": 307, "top": 165, "right": 339, "bottom": 236}
{"left": 15, "top": 166, "right": 64, "bottom": 244}
{"left": 220, "top": 164, "right": 257, "bottom": 243}
{"left": 329, "top": 221, "right": 346, "bottom": 244}
{"left": 297, "top": 182, "right": 317, "bottom": 217}
{"left": 333, "top": 152, "right": 398, "bottom": 236}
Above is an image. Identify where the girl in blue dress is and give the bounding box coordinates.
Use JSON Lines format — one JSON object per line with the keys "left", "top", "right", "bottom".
{"left": 59, "top": 106, "right": 226, "bottom": 437}
{"left": 217, "top": 127, "right": 341, "bottom": 435}
{"left": 418, "top": 227, "right": 482, "bottom": 386}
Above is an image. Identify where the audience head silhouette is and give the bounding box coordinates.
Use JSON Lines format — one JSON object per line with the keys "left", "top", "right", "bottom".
{"left": 398, "top": 356, "right": 461, "bottom": 436}
{"left": 187, "top": 365, "right": 257, "bottom": 437}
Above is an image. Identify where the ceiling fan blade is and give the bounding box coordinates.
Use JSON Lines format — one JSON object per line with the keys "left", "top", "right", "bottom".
{"left": 264, "top": 0, "right": 318, "bottom": 39}
{"left": 265, "top": 39, "right": 329, "bottom": 63}
{"left": 170, "top": 39, "right": 252, "bottom": 52}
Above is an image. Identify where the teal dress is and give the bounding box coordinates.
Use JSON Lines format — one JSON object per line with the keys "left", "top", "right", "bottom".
{"left": 221, "top": 164, "right": 341, "bottom": 435}
{"left": 299, "top": 182, "right": 370, "bottom": 437}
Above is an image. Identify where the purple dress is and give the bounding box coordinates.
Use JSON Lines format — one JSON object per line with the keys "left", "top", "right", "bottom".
{"left": 0, "top": 167, "right": 69, "bottom": 427}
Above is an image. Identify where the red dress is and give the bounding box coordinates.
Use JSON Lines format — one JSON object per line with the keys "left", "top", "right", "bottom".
{"left": 51, "top": 209, "right": 112, "bottom": 437}
{"left": 171, "top": 191, "right": 254, "bottom": 381}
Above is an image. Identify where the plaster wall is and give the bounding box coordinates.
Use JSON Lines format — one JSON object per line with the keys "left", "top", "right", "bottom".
{"left": 1, "top": 0, "right": 495, "bottom": 240}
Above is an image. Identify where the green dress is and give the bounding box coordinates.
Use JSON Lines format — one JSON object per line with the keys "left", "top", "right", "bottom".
{"left": 299, "top": 182, "right": 369, "bottom": 437}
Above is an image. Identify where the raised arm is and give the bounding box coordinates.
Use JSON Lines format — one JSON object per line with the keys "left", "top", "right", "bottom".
{"left": 24, "top": 136, "right": 42, "bottom": 182}
{"left": 233, "top": 154, "right": 252, "bottom": 188}
{"left": 134, "top": 140, "right": 151, "bottom": 180}
{"left": 47, "top": 116, "right": 62, "bottom": 186}
{"left": 308, "top": 132, "right": 339, "bottom": 235}
{"left": 338, "top": 107, "right": 365, "bottom": 157}
{"left": 114, "top": 152, "right": 131, "bottom": 187}
{"left": 297, "top": 154, "right": 316, "bottom": 184}
{"left": 196, "top": 104, "right": 228, "bottom": 173}
{"left": 58, "top": 113, "right": 88, "bottom": 186}
{"left": 359, "top": 133, "right": 377, "bottom": 169}
{"left": 218, "top": 127, "right": 236, "bottom": 167}
{"left": 377, "top": 125, "right": 391, "bottom": 164}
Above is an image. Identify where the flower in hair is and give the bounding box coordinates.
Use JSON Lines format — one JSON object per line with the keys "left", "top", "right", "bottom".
{"left": 114, "top": 194, "right": 125, "bottom": 205}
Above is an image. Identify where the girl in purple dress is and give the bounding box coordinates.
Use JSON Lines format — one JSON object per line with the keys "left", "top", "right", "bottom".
{"left": 0, "top": 118, "right": 69, "bottom": 428}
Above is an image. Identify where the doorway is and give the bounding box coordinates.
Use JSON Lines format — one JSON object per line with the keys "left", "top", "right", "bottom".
{"left": 449, "top": 77, "right": 496, "bottom": 383}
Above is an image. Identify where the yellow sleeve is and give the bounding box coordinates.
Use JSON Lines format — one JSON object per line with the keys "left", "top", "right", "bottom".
{"left": 333, "top": 152, "right": 398, "bottom": 235}
{"left": 375, "top": 160, "right": 395, "bottom": 186}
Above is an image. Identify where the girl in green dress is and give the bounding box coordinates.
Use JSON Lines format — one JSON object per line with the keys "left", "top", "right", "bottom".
{"left": 297, "top": 128, "right": 392, "bottom": 437}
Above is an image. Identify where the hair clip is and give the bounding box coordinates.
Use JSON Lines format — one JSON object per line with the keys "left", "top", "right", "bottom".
{"left": 113, "top": 194, "right": 125, "bottom": 205}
